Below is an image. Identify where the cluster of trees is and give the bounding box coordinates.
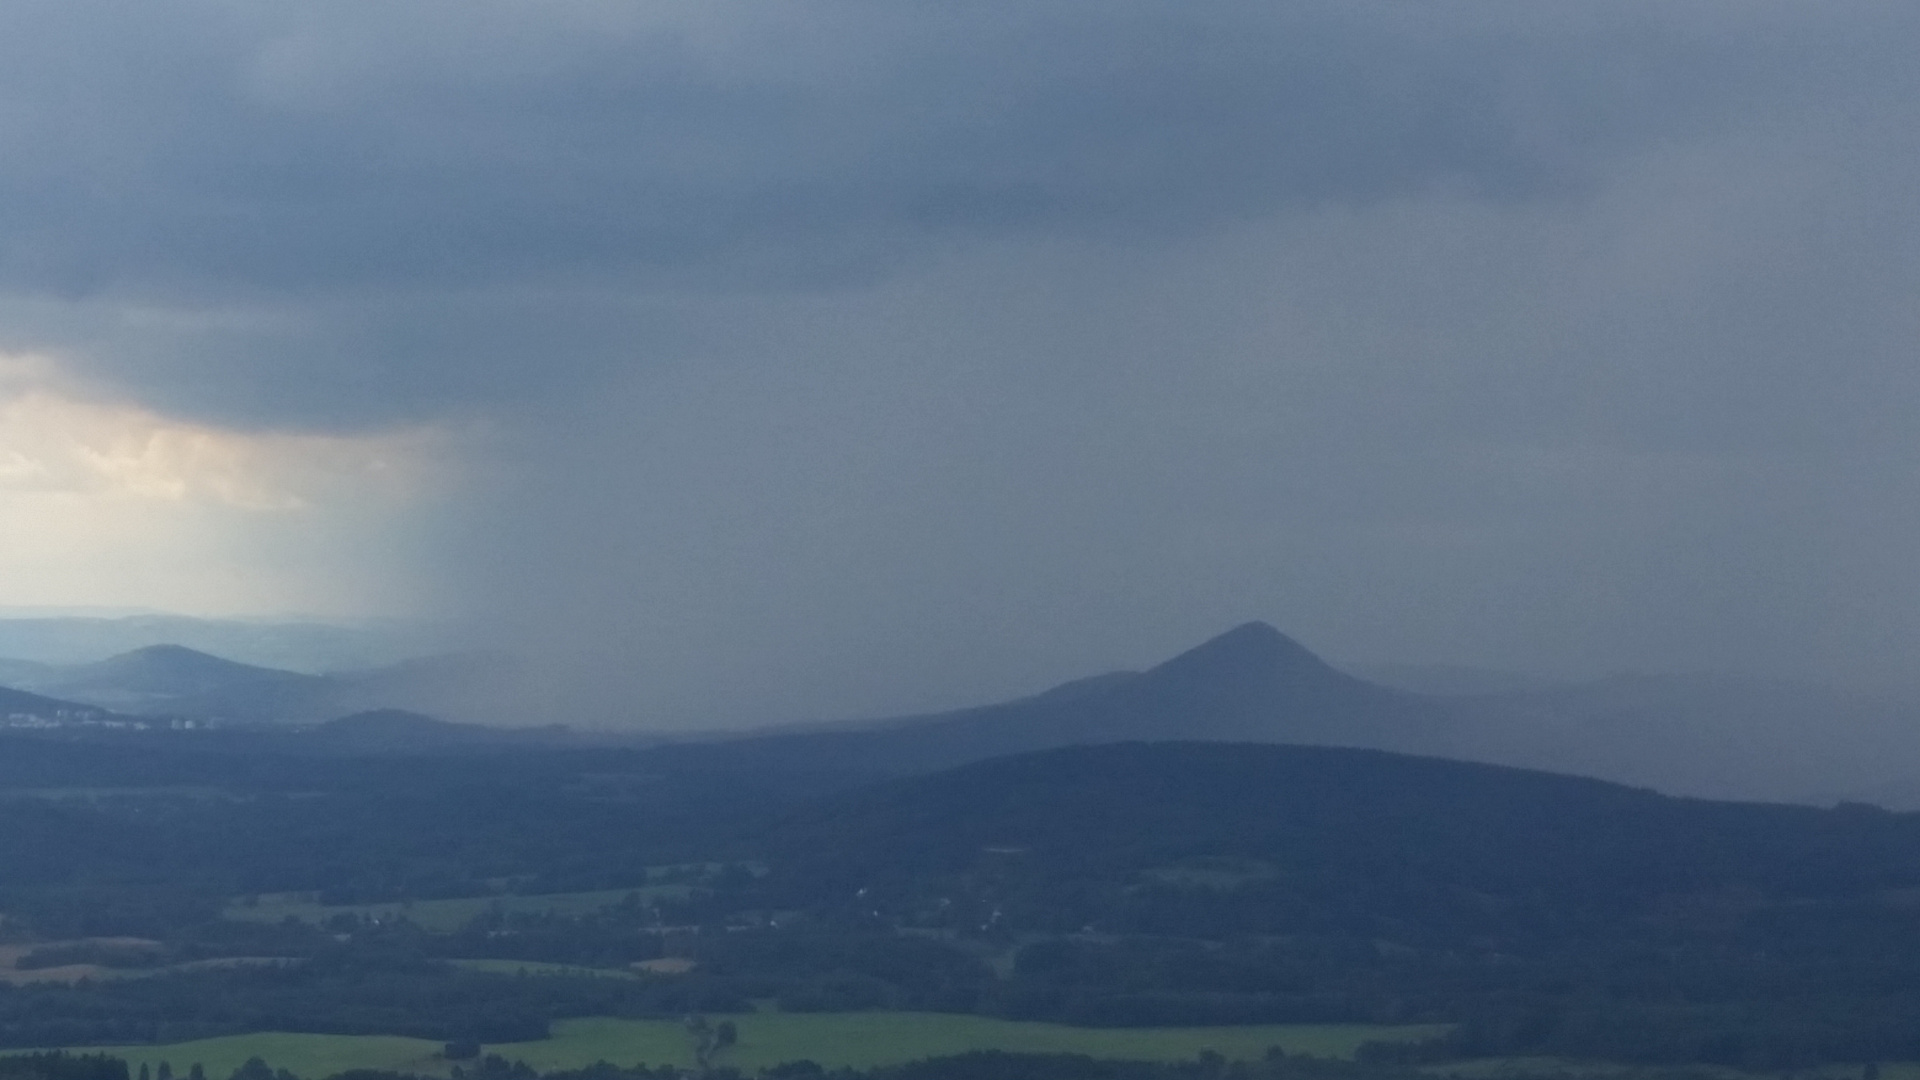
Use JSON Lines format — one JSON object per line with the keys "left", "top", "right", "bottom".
{"left": 0, "top": 1055, "right": 132, "bottom": 1080}
{"left": 0, "top": 731, "right": 817, "bottom": 944}
{"left": 0, "top": 962, "right": 748, "bottom": 1048}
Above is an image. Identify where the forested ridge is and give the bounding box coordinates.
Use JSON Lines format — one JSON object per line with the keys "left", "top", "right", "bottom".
{"left": 3, "top": 733, "right": 1920, "bottom": 1069}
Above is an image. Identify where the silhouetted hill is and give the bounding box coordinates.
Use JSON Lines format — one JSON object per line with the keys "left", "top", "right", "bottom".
{"left": 20, "top": 645, "right": 330, "bottom": 721}
{"left": 1111, "top": 622, "right": 1432, "bottom": 744}
{"left": 0, "top": 645, "right": 531, "bottom": 728}
{"left": 679, "top": 623, "right": 1451, "bottom": 777}
{"left": 0, "top": 686, "right": 124, "bottom": 727}
{"left": 56, "top": 645, "right": 318, "bottom": 694}
{"left": 682, "top": 623, "right": 1920, "bottom": 807}
{"left": 766, "top": 740, "right": 1920, "bottom": 942}
{"left": 0, "top": 614, "right": 431, "bottom": 670}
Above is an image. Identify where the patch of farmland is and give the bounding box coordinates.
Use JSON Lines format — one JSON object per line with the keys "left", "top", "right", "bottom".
{"left": 21, "top": 1015, "right": 1450, "bottom": 1078}
{"left": 446, "top": 959, "right": 640, "bottom": 979}
{"left": 0, "top": 938, "right": 164, "bottom": 985}
{"left": 495, "top": 1015, "right": 1453, "bottom": 1072}
{"left": 631, "top": 957, "right": 694, "bottom": 975}
{"left": 1429, "top": 1058, "right": 1851, "bottom": 1080}
{"left": 21, "top": 1032, "right": 447, "bottom": 1080}
{"left": 223, "top": 887, "right": 685, "bottom": 933}
{"left": 1140, "top": 857, "right": 1281, "bottom": 890}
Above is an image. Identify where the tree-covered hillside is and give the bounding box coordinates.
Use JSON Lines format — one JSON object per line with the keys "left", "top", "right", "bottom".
{"left": 3, "top": 734, "right": 1920, "bottom": 1068}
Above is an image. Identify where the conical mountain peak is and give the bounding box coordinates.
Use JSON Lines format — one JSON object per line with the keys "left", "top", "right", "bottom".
{"left": 687, "top": 621, "right": 1445, "bottom": 776}
{"left": 1147, "top": 621, "right": 1344, "bottom": 684}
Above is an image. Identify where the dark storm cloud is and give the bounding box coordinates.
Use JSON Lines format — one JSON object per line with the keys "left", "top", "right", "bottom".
{"left": 4, "top": 2, "right": 1920, "bottom": 724}
{"left": 0, "top": 1, "right": 1888, "bottom": 426}
{"left": 3, "top": 2, "right": 1584, "bottom": 288}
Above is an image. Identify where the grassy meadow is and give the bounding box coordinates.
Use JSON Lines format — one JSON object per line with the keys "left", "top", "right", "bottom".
{"left": 1436, "top": 1059, "right": 1898, "bottom": 1080}
{"left": 35, "top": 1016, "right": 1449, "bottom": 1077}
{"left": 223, "top": 889, "right": 684, "bottom": 933}
{"left": 52, "top": 1033, "right": 448, "bottom": 1080}
{"left": 444, "top": 959, "right": 639, "bottom": 979}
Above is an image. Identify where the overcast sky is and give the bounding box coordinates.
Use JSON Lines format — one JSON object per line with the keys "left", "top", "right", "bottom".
{"left": 1, "top": 1, "right": 1917, "bottom": 726}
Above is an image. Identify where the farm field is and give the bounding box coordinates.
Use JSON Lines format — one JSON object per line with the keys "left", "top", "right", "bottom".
{"left": 1432, "top": 1059, "right": 1894, "bottom": 1080}
{"left": 223, "top": 888, "right": 682, "bottom": 933}
{"left": 47, "top": 1032, "right": 447, "bottom": 1080}
{"left": 445, "top": 959, "right": 639, "bottom": 979}
{"left": 500, "top": 1015, "right": 1453, "bottom": 1072}
{"left": 33, "top": 1016, "right": 1450, "bottom": 1077}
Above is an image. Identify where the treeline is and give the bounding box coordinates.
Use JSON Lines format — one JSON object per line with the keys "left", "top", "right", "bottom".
{"left": 0, "top": 964, "right": 746, "bottom": 1048}
{"left": 0, "top": 731, "right": 825, "bottom": 942}
{"left": 678, "top": 927, "right": 1920, "bottom": 1068}
{"left": 15, "top": 1049, "right": 1751, "bottom": 1080}
{"left": 0, "top": 1054, "right": 129, "bottom": 1080}
{"left": 9, "top": 925, "right": 1920, "bottom": 1069}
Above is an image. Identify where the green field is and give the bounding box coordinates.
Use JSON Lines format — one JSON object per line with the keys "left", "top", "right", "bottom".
{"left": 39, "top": 1015, "right": 1449, "bottom": 1077}
{"left": 445, "top": 959, "right": 638, "bottom": 979}
{"left": 48, "top": 1033, "right": 448, "bottom": 1080}
{"left": 502, "top": 1016, "right": 1451, "bottom": 1071}
{"left": 1433, "top": 1059, "right": 1895, "bottom": 1080}
{"left": 223, "top": 888, "right": 683, "bottom": 933}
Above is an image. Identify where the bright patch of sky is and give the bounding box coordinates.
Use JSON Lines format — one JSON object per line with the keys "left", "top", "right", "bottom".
{"left": 0, "top": 352, "right": 447, "bottom": 617}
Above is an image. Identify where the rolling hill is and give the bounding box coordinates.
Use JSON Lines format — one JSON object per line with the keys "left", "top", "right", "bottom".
{"left": 19, "top": 645, "right": 331, "bottom": 720}
{"left": 741, "top": 740, "right": 1920, "bottom": 1063}
{"left": 764, "top": 740, "right": 1920, "bottom": 939}
{"left": 0, "top": 645, "right": 524, "bottom": 728}
{"left": 664, "top": 623, "right": 1454, "bottom": 778}
{"left": 686, "top": 622, "right": 1920, "bottom": 806}
{"left": 0, "top": 614, "right": 429, "bottom": 671}
{"left": 0, "top": 685, "right": 127, "bottom": 728}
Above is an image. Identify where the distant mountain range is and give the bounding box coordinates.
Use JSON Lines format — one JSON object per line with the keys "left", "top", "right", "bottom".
{"left": 682, "top": 622, "right": 1920, "bottom": 808}
{"left": 4, "top": 620, "right": 1917, "bottom": 807}
{"left": 0, "top": 644, "right": 517, "bottom": 728}
{"left": 0, "top": 614, "right": 438, "bottom": 671}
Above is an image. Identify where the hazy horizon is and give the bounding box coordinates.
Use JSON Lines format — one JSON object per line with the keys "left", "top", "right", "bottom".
{"left": 7, "top": 610, "right": 1920, "bottom": 739}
